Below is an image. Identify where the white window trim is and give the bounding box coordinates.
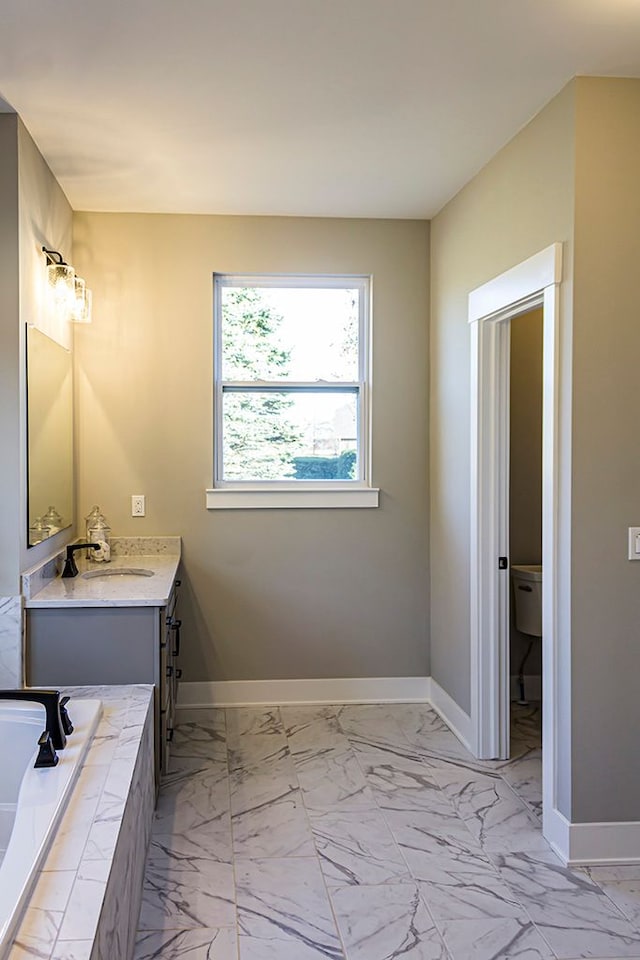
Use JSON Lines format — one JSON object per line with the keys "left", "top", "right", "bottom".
{"left": 208, "top": 273, "right": 378, "bottom": 510}
{"left": 206, "top": 485, "right": 379, "bottom": 509}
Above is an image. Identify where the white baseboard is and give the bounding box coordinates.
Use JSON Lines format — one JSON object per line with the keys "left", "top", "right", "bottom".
{"left": 566, "top": 820, "right": 640, "bottom": 866}
{"left": 510, "top": 674, "right": 542, "bottom": 701}
{"left": 177, "top": 676, "right": 431, "bottom": 709}
{"left": 178, "top": 674, "right": 472, "bottom": 757}
{"left": 543, "top": 806, "right": 571, "bottom": 863}
{"left": 429, "top": 677, "right": 473, "bottom": 752}
{"left": 544, "top": 806, "right": 640, "bottom": 866}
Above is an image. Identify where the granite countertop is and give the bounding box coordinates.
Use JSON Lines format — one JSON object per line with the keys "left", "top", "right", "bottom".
{"left": 24, "top": 544, "right": 181, "bottom": 609}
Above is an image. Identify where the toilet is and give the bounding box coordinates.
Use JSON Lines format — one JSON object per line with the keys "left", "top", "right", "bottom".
{"left": 511, "top": 564, "right": 542, "bottom": 704}
{"left": 511, "top": 564, "right": 542, "bottom": 637}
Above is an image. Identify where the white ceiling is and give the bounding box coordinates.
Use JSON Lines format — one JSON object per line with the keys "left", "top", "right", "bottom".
{"left": 1, "top": 0, "right": 640, "bottom": 219}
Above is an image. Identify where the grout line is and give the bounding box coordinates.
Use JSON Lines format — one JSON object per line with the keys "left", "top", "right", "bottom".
{"left": 285, "top": 705, "right": 353, "bottom": 960}
{"left": 220, "top": 706, "right": 243, "bottom": 960}
{"left": 344, "top": 709, "right": 452, "bottom": 957}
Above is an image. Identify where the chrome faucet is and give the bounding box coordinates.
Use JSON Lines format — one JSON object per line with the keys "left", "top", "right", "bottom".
{"left": 62, "top": 542, "right": 100, "bottom": 578}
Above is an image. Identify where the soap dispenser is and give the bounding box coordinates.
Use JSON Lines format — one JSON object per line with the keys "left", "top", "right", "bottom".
{"left": 87, "top": 513, "right": 111, "bottom": 562}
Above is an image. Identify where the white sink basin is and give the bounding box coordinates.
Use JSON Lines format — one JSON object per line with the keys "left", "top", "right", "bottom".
{"left": 81, "top": 567, "right": 155, "bottom": 580}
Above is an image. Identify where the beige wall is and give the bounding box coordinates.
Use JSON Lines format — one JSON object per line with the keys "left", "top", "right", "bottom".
{"left": 430, "top": 81, "right": 576, "bottom": 814}
{"left": 430, "top": 81, "right": 575, "bottom": 701}
{"left": 509, "top": 307, "right": 543, "bottom": 677}
{"left": 570, "top": 78, "right": 640, "bottom": 822}
{"left": 72, "top": 214, "right": 430, "bottom": 682}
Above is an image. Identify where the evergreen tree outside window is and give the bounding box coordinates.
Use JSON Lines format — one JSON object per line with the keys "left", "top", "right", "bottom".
{"left": 213, "top": 275, "right": 371, "bottom": 490}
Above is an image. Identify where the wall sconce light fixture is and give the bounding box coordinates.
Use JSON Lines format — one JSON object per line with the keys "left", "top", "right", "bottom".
{"left": 71, "top": 276, "right": 92, "bottom": 324}
{"left": 43, "top": 247, "right": 92, "bottom": 324}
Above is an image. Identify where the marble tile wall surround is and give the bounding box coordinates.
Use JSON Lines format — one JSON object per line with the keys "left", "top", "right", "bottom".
{"left": 7, "top": 685, "right": 155, "bottom": 960}
{"left": 89, "top": 702, "right": 155, "bottom": 960}
{"left": 0, "top": 595, "right": 22, "bottom": 687}
{"left": 133, "top": 698, "right": 640, "bottom": 960}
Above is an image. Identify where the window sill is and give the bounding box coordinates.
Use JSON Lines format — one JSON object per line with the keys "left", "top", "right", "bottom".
{"left": 206, "top": 487, "right": 380, "bottom": 510}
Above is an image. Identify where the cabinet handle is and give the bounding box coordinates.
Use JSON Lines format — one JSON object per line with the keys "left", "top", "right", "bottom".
{"left": 166, "top": 665, "right": 174, "bottom": 678}
{"left": 171, "top": 619, "right": 182, "bottom": 657}
{"left": 175, "top": 579, "right": 181, "bottom": 588}
{"left": 166, "top": 726, "right": 174, "bottom": 742}
{"left": 175, "top": 668, "right": 183, "bottom": 680}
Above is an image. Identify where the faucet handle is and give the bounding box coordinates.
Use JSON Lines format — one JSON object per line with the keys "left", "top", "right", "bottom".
{"left": 59, "top": 696, "right": 74, "bottom": 736}
{"left": 35, "top": 730, "right": 59, "bottom": 768}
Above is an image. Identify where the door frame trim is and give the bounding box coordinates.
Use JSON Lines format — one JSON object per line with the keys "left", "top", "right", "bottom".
{"left": 468, "top": 243, "right": 565, "bottom": 840}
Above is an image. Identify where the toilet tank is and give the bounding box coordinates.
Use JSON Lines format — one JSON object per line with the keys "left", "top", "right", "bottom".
{"left": 511, "top": 564, "right": 542, "bottom": 637}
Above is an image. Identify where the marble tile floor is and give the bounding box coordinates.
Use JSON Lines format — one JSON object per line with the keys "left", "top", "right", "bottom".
{"left": 133, "top": 701, "right": 640, "bottom": 960}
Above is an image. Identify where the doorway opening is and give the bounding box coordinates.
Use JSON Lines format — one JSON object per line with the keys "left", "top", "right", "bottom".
{"left": 468, "top": 242, "right": 565, "bottom": 847}
{"left": 508, "top": 306, "right": 543, "bottom": 817}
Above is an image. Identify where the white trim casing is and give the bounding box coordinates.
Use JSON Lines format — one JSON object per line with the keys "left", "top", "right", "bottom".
{"left": 541, "top": 279, "right": 565, "bottom": 839}
{"left": 212, "top": 273, "right": 374, "bottom": 502}
{"left": 468, "top": 243, "right": 566, "bottom": 851}
{"left": 177, "top": 676, "right": 431, "bottom": 708}
{"left": 206, "top": 486, "right": 379, "bottom": 509}
{"left": 468, "top": 244, "right": 562, "bottom": 322}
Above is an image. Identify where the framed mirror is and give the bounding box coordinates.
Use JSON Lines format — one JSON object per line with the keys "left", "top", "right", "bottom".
{"left": 26, "top": 325, "right": 73, "bottom": 546}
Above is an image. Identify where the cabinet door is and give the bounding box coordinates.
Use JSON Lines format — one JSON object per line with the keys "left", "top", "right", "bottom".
{"left": 28, "top": 607, "right": 157, "bottom": 686}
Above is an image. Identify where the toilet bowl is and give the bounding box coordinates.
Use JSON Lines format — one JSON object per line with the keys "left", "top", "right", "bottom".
{"left": 511, "top": 564, "right": 542, "bottom": 637}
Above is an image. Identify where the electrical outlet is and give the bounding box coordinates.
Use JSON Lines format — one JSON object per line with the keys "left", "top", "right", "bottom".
{"left": 131, "top": 495, "right": 145, "bottom": 517}
{"left": 629, "top": 526, "right": 640, "bottom": 560}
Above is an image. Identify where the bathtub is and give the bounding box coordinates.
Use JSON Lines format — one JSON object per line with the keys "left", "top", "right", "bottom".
{"left": 0, "top": 696, "right": 101, "bottom": 958}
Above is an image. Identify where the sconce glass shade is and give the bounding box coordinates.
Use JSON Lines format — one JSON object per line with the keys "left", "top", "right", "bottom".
{"left": 71, "top": 277, "right": 92, "bottom": 323}
{"left": 47, "top": 261, "right": 75, "bottom": 312}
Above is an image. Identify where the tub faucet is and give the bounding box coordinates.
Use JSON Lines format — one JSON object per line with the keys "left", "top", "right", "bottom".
{"left": 62, "top": 542, "right": 100, "bottom": 578}
{"left": 0, "top": 688, "right": 68, "bottom": 750}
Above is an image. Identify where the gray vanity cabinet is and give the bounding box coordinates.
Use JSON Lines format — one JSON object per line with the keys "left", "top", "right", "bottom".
{"left": 26, "top": 578, "right": 181, "bottom": 779}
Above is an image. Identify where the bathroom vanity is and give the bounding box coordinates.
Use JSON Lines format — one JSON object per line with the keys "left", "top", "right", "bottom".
{"left": 23, "top": 539, "right": 182, "bottom": 779}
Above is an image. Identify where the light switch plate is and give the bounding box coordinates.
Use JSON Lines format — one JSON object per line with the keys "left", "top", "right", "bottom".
{"left": 628, "top": 527, "right": 640, "bottom": 560}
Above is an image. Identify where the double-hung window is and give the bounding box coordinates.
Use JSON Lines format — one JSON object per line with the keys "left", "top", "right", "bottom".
{"left": 207, "top": 274, "right": 378, "bottom": 509}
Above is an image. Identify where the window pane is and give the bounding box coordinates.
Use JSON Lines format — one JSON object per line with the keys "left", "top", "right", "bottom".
{"left": 222, "top": 391, "right": 358, "bottom": 481}
{"left": 221, "top": 286, "right": 359, "bottom": 381}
